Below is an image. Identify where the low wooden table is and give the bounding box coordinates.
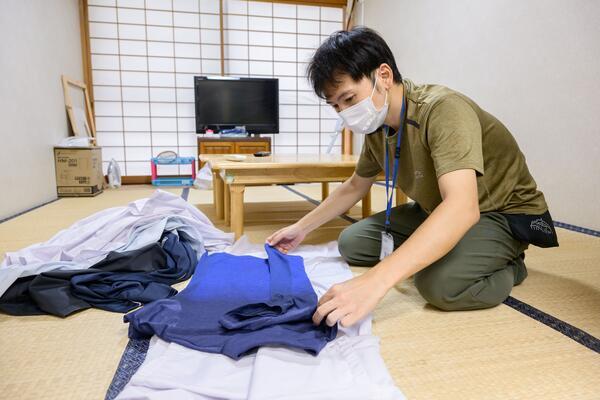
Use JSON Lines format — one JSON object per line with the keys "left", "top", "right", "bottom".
{"left": 199, "top": 154, "right": 406, "bottom": 239}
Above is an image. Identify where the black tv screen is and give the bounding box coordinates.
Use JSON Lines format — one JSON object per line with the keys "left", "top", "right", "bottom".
{"left": 194, "top": 76, "right": 279, "bottom": 134}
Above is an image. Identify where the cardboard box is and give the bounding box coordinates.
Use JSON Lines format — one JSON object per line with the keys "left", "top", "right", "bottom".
{"left": 54, "top": 146, "right": 104, "bottom": 197}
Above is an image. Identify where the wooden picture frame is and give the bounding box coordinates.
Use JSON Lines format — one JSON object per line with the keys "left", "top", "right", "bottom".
{"left": 61, "top": 75, "right": 96, "bottom": 143}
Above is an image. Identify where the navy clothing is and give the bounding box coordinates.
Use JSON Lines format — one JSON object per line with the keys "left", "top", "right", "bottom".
{"left": 0, "top": 233, "right": 196, "bottom": 317}
{"left": 125, "top": 245, "right": 336, "bottom": 360}
{"left": 71, "top": 233, "right": 196, "bottom": 313}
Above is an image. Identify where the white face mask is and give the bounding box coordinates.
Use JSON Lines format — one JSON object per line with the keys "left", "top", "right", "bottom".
{"left": 338, "top": 75, "right": 389, "bottom": 135}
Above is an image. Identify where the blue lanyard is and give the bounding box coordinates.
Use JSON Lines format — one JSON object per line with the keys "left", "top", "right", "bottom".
{"left": 383, "top": 96, "right": 406, "bottom": 233}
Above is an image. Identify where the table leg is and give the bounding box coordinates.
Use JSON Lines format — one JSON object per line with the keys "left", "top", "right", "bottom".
{"left": 321, "top": 182, "right": 329, "bottom": 201}
{"left": 224, "top": 183, "right": 231, "bottom": 225}
{"left": 362, "top": 188, "right": 372, "bottom": 219}
{"left": 395, "top": 187, "right": 408, "bottom": 206}
{"left": 213, "top": 171, "right": 224, "bottom": 219}
{"left": 230, "top": 184, "right": 245, "bottom": 240}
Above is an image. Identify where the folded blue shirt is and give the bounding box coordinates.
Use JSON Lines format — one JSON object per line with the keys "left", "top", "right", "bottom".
{"left": 124, "top": 244, "right": 336, "bottom": 359}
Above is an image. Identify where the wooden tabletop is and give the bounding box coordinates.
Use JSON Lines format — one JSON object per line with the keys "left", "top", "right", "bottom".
{"left": 199, "top": 153, "right": 360, "bottom": 169}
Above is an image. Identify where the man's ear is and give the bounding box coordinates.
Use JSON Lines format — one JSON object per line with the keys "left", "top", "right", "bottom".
{"left": 377, "top": 63, "right": 394, "bottom": 89}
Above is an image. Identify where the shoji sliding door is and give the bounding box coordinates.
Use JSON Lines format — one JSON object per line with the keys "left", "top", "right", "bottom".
{"left": 88, "top": 0, "right": 343, "bottom": 176}
{"left": 221, "top": 1, "right": 343, "bottom": 155}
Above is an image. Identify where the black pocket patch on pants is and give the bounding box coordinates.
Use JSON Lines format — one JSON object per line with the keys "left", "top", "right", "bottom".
{"left": 502, "top": 210, "right": 559, "bottom": 248}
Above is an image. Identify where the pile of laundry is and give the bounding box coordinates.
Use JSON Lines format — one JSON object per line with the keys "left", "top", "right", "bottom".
{"left": 0, "top": 190, "right": 406, "bottom": 399}
{"left": 0, "top": 190, "right": 234, "bottom": 316}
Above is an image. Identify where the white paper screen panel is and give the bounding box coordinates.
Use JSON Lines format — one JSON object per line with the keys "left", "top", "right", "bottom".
{"left": 88, "top": 0, "right": 343, "bottom": 175}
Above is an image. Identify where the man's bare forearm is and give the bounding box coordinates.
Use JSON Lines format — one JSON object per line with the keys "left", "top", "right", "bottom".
{"left": 296, "top": 174, "right": 375, "bottom": 233}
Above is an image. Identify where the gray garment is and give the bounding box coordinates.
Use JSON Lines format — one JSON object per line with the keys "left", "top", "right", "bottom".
{"left": 338, "top": 202, "right": 528, "bottom": 311}
{"left": 0, "top": 190, "right": 234, "bottom": 297}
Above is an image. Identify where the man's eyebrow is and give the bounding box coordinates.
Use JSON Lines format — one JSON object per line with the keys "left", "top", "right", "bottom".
{"left": 326, "top": 90, "right": 352, "bottom": 105}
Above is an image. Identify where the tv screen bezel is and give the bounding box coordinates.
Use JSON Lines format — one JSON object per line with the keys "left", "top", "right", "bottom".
{"left": 194, "top": 76, "right": 279, "bottom": 135}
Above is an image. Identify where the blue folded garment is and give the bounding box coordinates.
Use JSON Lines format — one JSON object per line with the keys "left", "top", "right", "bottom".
{"left": 124, "top": 244, "right": 336, "bottom": 359}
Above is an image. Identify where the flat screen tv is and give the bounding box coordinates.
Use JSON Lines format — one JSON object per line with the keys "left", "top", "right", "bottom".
{"left": 194, "top": 76, "right": 279, "bottom": 134}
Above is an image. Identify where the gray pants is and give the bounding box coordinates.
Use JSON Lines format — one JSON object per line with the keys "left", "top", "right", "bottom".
{"left": 338, "top": 202, "right": 529, "bottom": 311}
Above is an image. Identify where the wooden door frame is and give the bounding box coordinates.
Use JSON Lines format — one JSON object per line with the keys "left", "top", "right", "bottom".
{"left": 79, "top": 0, "right": 94, "bottom": 115}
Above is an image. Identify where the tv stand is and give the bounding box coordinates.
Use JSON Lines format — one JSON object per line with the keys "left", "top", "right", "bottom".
{"left": 197, "top": 136, "right": 271, "bottom": 167}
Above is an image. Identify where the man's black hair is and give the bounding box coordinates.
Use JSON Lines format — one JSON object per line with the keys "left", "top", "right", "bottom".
{"left": 307, "top": 26, "right": 402, "bottom": 99}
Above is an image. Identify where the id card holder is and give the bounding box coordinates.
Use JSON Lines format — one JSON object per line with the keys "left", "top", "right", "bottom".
{"left": 379, "top": 230, "right": 394, "bottom": 260}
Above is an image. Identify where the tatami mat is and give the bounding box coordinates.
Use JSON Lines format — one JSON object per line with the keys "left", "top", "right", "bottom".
{"left": 0, "top": 186, "right": 180, "bottom": 256}
{"left": 0, "top": 184, "right": 598, "bottom": 400}
{"left": 510, "top": 229, "right": 600, "bottom": 337}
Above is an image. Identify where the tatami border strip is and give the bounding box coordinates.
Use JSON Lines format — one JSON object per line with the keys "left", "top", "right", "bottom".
{"left": 181, "top": 187, "right": 190, "bottom": 201}
{"left": 281, "top": 184, "right": 357, "bottom": 224}
{"left": 0, "top": 198, "right": 60, "bottom": 224}
{"left": 553, "top": 221, "right": 600, "bottom": 237}
{"left": 503, "top": 296, "right": 600, "bottom": 353}
{"left": 105, "top": 338, "right": 150, "bottom": 400}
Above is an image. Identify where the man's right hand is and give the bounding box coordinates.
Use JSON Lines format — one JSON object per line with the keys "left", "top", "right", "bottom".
{"left": 266, "top": 174, "right": 375, "bottom": 253}
{"left": 266, "top": 223, "right": 307, "bottom": 253}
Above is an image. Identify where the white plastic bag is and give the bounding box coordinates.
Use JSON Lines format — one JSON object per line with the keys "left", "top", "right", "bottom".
{"left": 106, "top": 158, "right": 122, "bottom": 188}
{"left": 193, "top": 162, "right": 213, "bottom": 190}
{"left": 326, "top": 118, "right": 345, "bottom": 154}
{"left": 57, "top": 136, "right": 94, "bottom": 147}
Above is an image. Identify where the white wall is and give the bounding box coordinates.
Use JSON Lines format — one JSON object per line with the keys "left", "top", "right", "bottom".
{"left": 356, "top": 0, "right": 600, "bottom": 230}
{"left": 0, "top": 0, "right": 83, "bottom": 220}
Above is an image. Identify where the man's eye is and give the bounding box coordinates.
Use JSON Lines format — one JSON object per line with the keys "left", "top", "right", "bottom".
{"left": 345, "top": 96, "right": 355, "bottom": 103}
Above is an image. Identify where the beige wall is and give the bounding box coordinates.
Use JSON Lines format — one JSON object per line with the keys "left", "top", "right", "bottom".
{"left": 0, "top": 0, "right": 83, "bottom": 220}
{"left": 355, "top": 0, "right": 600, "bottom": 230}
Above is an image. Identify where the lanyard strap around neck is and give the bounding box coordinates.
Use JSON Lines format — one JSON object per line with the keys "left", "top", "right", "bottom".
{"left": 384, "top": 96, "right": 406, "bottom": 232}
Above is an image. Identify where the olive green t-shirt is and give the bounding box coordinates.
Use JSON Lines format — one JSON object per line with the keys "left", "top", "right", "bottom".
{"left": 356, "top": 79, "right": 548, "bottom": 215}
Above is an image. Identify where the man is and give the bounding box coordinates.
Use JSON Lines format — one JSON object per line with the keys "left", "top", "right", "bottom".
{"left": 266, "top": 27, "right": 558, "bottom": 328}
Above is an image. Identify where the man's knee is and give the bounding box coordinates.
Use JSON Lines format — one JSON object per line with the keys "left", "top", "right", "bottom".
{"left": 337, "top": 225, "right": 379, "bottom": 267}
{"left": 414, "top": 267, "right": 464, "bottom": 311}
{"left": 414, "top": 264, "right": 510, "bottom": 311}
